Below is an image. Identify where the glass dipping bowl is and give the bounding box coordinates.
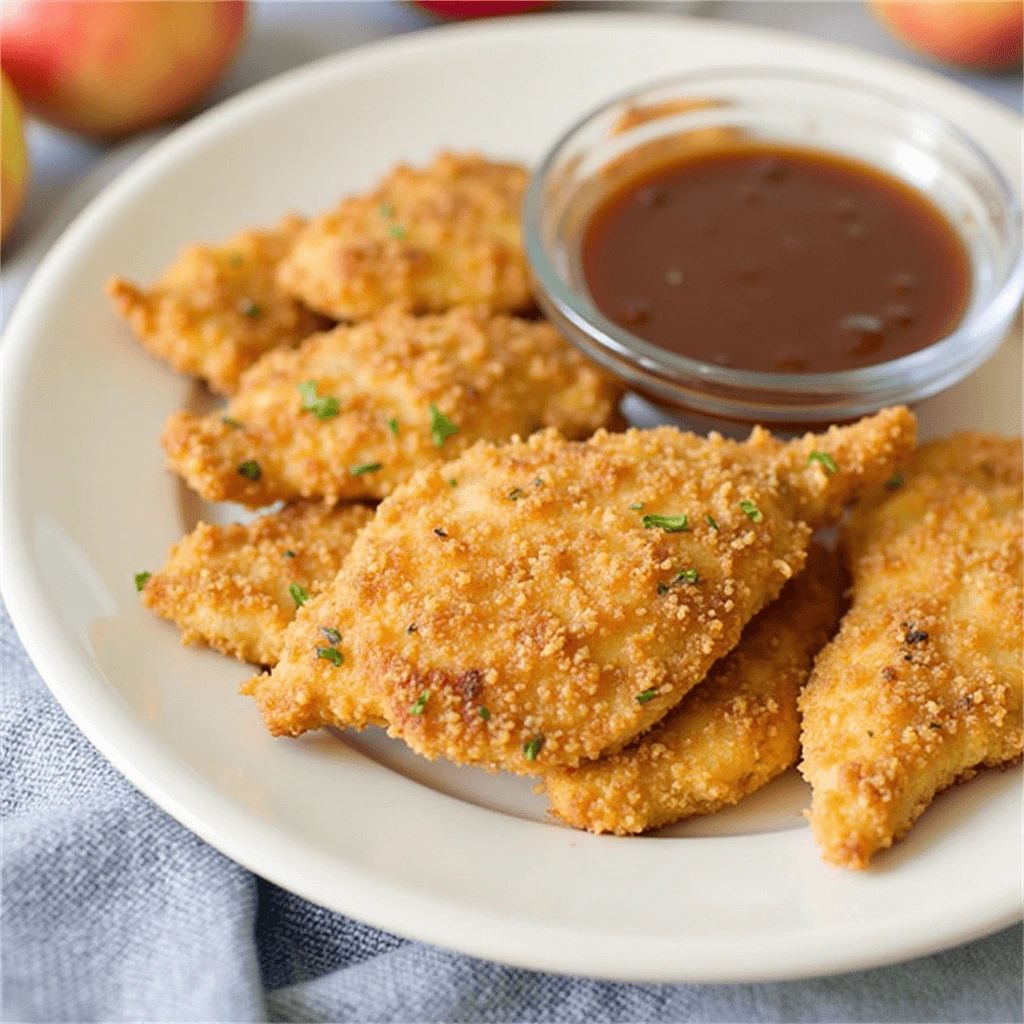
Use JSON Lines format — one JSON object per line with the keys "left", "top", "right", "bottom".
{"left": 523, "top": 69, "right": 1024, "bottom": 428}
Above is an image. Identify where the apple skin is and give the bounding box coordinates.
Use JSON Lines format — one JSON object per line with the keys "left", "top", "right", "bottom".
{"left": 1, "top": 72, "right": 30, "bottom": 243}
{"left": 872, "top": 0, "right": 1023, "bottom": 70}
{"left": 411, "top": 0, "right": 552, "bottom": 19}
{"left": 0, "top": 0, "right": 247, "bottom": 139}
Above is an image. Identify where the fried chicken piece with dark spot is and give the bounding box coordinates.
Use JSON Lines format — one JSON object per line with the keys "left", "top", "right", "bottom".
{"left": 161, "top": 306, "right": 623, "bottom": 507}
{"left": 141, "top": 502, "right": 373, "bottom": 666}
{"left": 545, "top": 545, "right": 847, "bottom": 834}
{"left": 107, "top": 216, "right": 329, "bottom": 395}
{"left": 242, "top": 407, "right": 914, "bottom": 775}
{"left": 799, "top": 434, "right": 1023, "bottom": 869}
{"left": 276, "top": 152, "right": 532, "bottom": 320}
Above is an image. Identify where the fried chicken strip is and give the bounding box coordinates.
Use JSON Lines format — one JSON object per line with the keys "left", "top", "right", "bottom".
{"left": 243, "top": 408, "right": 914, "bottom": 776}
{"left": 276, "top": 152, "right": 532, "bottom": 320}
{"left": 161, "top": 306, "right": 624, "bottom": 507}
{"left": 545, "top": 545, "right": 847, "bottom": 834}
{"left": 799, "top": 434, "right": 1023, "bottom": 869}
{"left": 107, "top": 216, "right": 329, "bottom": 395}
{"left": 141, "top": 502, "right": 373, "bottom": 666}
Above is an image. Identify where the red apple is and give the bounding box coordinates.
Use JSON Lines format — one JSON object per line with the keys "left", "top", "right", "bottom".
{"left": 871, "top": 0, "right": 1023, "bottom": 70}
{"left": 1, "top": 72, "right": 30, "bottom": 242}
{"left": 410, "top": 0, "right": 552, "bottom": 19}
{"left": 0, "top": 0, "right": 247, "bottom": 139}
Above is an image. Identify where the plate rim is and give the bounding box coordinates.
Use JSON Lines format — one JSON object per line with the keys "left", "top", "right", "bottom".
{"left": 2, "top": 11, "right": 1022, "bottom": 983}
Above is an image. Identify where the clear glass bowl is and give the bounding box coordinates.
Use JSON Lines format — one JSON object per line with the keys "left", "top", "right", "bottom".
{"left": 524, "top": 69, "right": 1024, "bottom": 427}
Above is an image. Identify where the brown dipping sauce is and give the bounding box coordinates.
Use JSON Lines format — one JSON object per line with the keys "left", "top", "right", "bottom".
{"left": 581, "top": 143, "right": 971, "bottom": 374}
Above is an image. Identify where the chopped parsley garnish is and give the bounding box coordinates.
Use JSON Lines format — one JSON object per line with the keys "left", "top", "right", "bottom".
{"left": 808, "top": 451, "right": 837, "bottom": 474}
{"left": 228, "top": 253, "right": 243, "bottom": 267}
{"left": 284, "top": 550, "right": 296, "bottom": 559}
{"left": 636, "top": 688, "right": 658, "bottom": 705}
{"left": 508, "top": 487, "right": 525, "bottom": 501}
{"left": 739, "top": 499, "right": 763, "bottom": 522}
{"left": 449, "top": 478, "right": 458, "bottom": 488}
{"left": 523, "top": 736, "right": 543, "bottom": 761}
{"left": 238, "top": 298, "right": 261, "bottom": 317}
{"left": 296, "top": 380, "right": 339, "bottom": 420}
{"left": 629, "top": 503, "right": 645, "bottom": 511}
{"left": 379, "top": 202, "right": 395, "bottom": 218}
{"left": 238, "top": 461, "right": 261, "bottom": 481}
{"left": 320, "top": 627, "right": 342, "bottom": 645}
{"left": 705, "top": 514, "right": 719, "bottom": 531}
{"left": 387, "top": 417, "right": 399, "bottom": 436}
{"left": 656, "top": 582, "right": 670, "bottom": 596}
{"left": 289, "top": 583, "right": 309, "bottom": 608}
{"left": 478, "top": 706, "right": 491, "bottom": 720}
{"left": 410, "top": 690, "right": 430, "bottom": 715}
{"left": 642, "top": 513, "right": 689, "bottom": 533}
{"left": 657, "top": 568, "right": 699, "bottom": 595}
{"left": 429, "top": 404, "right": 459, "bottom": 448}
{"left": 317, "top": 646, "right": 343, "bottom": 666}
{"left": 350, "top": 461, "right": 382, "bottom": 476}
{"left": 886, "top": 473, "right": 904, "bottom": 490}
{"left": 388, "top": 224, "right": 407, "bottom": 239}
{"left": 134, "top": 571, "right": 151, "bottom": 592}
{"left": 434, "top": 527, "right": 448, "bottom": 538}
{"left": 222, "top": 416, "right": 244, "bottom": 429}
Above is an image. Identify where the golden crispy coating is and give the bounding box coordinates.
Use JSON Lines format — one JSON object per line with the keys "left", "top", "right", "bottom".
{"left": 799, "top": 434, "right": 1023, "bottom": 869}
{"left": 141, "top": 502, "right": 373, "bottom": 666}
{"left": 107, "top": 216, "right": 330, "bottom": 395}
{"left": 242, "top": 408, "right": 914, "bottom": 775}
{"left": 545, "top": 545, "right": 847, "bottom": 834}
{"left": 276, "top": 152, "right": 532, "bottom": 320}
{"left": 161, "top": 306, "right": 624, "bottom": 507}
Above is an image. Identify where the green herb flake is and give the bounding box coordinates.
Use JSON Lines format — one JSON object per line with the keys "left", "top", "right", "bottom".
{"left": 350, "top": 461, "right": 382, "bottom": 477}
{"left": 222, "top": 416, "right": 244, "bottom": 429}
{"left": 134, "top": 571, "right": 151, "bottom": 592}
{"left": 739, "top": 499, "right": 763, "bottom": 522}
{"left": 642, "top": 513, "right": 689, "bottom": 533}
{"left": 429, "top": 404, "right": 459, "bottom": 448}
{"left": 238, "top": 461, "right": 262, "bottom": 481}
{"left": 523, "top": 736, "right": 544, "bottom": 761}
{"left": 296, "top": 380, "right": 340, "bottom": 420}
{"left": 284, "top": 550, "right": 296, "bottom": 559}
{"left": 630, "top": 503, "right": 645, "bottom": 511}
{"left": 379, "top": 202, "right": 395, "bottom": 218}
{"left": 636, "top": 688, "right": 658, "bottom": 705}
{"left": 676, "top": 568, "right": 699, "bottom": 584}
{"left": 387, "top": 417, "right": 399, "bottom": 436}
{"left": 508, "top": 487, "right": 525, "bottom": 501}
{"left": 886, "top": 473, "right": 904, "bottom": 491}
{"left": 289, "top": 583, "right": 309, "bottom": 608}
{"left": 478, "top": 706, "right": 491, "bottom": 720}
{"left": 388, "top": 223, "right": 407, "bottom": 240}
{"left": 656, "top": 582, "right": 670, "bottom": 596}
{"left": 449, "top": 478, "right": 458, "bottom": 488}
{"left": 317, "top": 646, "right": 344, "bottom": 667}
{"left": 227, "top": 253, "right": 243, "bottom": 267}
{"left": 410, "top": 690, "right": 430, "bottom": 715}
{"left": 808, "top": 451, "right": 837, "bottom": 474}
{"left": 320, "top": 627, "right": 342, "bottom": 645}
{"left": 238, "top": 298, "right": 261, "bottom": 317}
{"left": 705, "top": 514, "right": 719, "bottom": 531}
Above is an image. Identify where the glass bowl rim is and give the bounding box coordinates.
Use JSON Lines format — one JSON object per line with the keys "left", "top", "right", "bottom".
{"left": 523, "top": 65, "right": 1024, "bottom": 396}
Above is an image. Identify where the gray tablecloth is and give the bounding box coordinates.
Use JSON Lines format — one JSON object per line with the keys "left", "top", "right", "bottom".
{"left": 3, "top": 4, "right": 1022, "bottom": 1020}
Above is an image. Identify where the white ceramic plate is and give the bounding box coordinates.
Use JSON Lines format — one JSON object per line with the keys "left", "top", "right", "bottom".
{"left": 3, "top": 13, "right": 1022, "bottom": 983}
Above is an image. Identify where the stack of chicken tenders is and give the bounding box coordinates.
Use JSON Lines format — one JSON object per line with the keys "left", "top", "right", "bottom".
{"left": 112, "top": 152, "right": 1023, "bottom": 871}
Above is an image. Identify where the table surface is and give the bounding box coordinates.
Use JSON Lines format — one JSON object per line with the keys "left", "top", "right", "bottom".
{"left": 2, "top": 3, "right": 1021, "bottom": 1021}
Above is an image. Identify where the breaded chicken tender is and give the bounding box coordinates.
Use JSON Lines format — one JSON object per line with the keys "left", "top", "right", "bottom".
{"left": 243, "top": 408, "right": 914, "bottom": 776}
{"left": 141, "top": 502, "right": 373, "bottom": 666}
{"left": 545, "top": 545, "right": 847, "bottom": 834}
{"left": 161, "top": 306, "right": 623, "bottom": 507}
{"left": 799, "top": 434, "right": 1023, "bottom": 869}
{"left": 276, "top": 152, "right": 532, "bottom": 320}
{"left": 107, "top": 216, "right": 329, "bottom": 395}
